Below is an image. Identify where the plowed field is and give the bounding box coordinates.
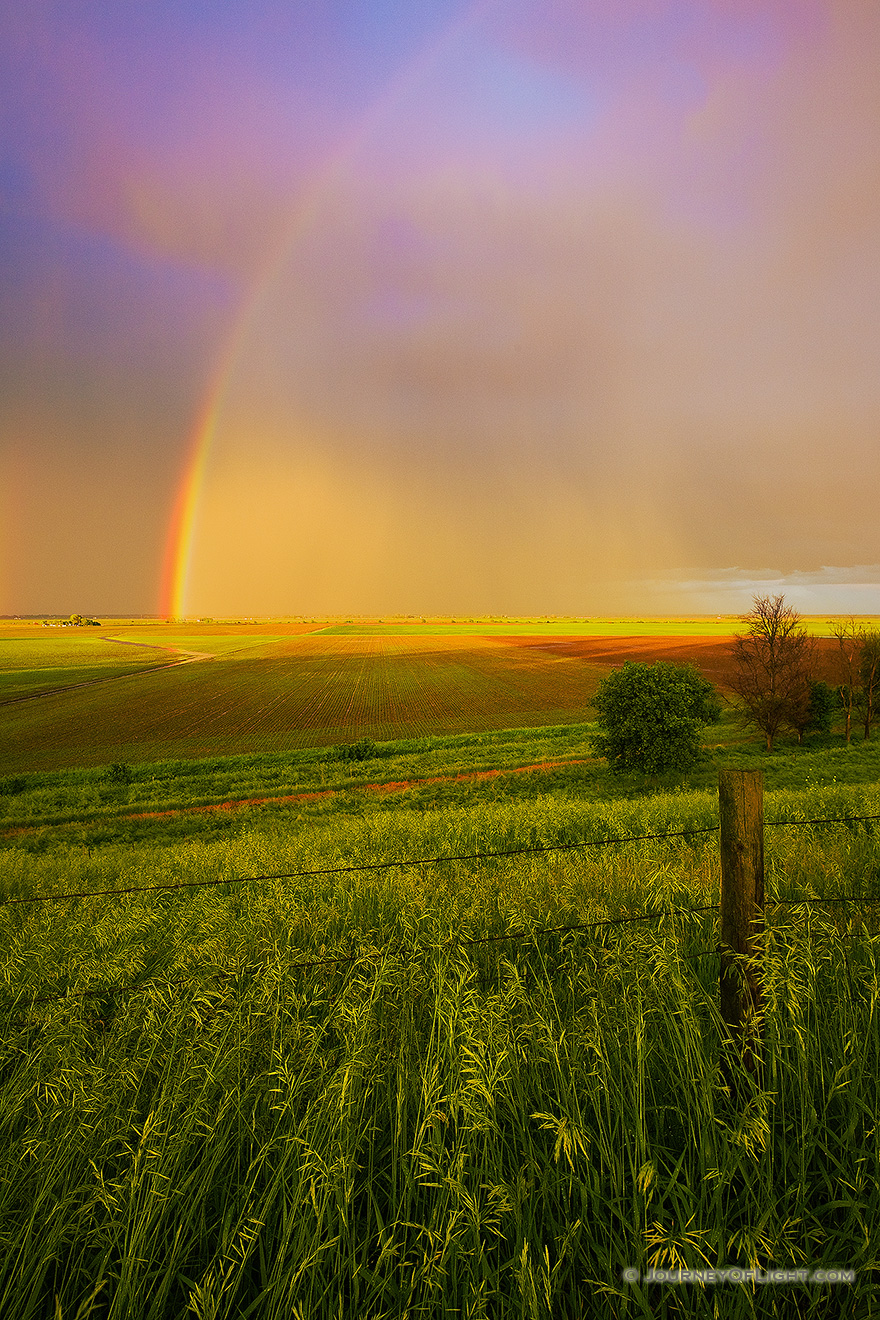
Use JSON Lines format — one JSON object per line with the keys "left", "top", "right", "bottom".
{"left": 508, "top": 633, "right": 841, "bottom": 689}
{"left": 0, "top": 620, "right": 841, "bottom": 773}
{"left": 0, "top": 630, "right": 608, "bottom": 771}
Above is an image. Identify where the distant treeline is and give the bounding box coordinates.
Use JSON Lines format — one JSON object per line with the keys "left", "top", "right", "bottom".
{"left": 43, "top": 615, "right": 101, "bottom": 628}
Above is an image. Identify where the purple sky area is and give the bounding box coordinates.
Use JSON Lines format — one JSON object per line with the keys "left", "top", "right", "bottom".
{"left": 2, "top": 0, "right": 879, "bottom": 616}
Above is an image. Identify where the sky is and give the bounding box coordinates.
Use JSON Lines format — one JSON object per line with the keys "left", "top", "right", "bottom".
{"left": 2, "top": 0, "right": 879, "bottom": 617}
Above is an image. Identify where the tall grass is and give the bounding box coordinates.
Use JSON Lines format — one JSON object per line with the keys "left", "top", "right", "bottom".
{"left": 0, "top": 786, "right": 878, "bottom": 1316}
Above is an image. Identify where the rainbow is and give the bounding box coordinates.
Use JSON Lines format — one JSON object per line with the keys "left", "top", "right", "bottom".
{"left": 159, "top": 0, "right": 493, "bottom": 620}
{"left": 158, "top": 368, "right": 232, "bottom": 620}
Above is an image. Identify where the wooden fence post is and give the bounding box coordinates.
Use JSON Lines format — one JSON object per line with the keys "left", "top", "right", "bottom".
{"left": 718, "top": 768, "right": 764, "bottom": 1084}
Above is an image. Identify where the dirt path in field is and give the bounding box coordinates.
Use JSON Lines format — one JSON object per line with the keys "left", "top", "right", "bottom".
{"left": 100, "top": 637, "right": 217, "bottom": 663}
{"left": 0, "top": 638, "right": 214, "bottom": 707}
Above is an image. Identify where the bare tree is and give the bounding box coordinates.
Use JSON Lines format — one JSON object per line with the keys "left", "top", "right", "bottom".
{"left": 861, "top": 629, "right": 880, "bottom": 740}
{"left": 730, "top": 594, "right": 814, "bottom": 750}
{"left": 831, "top": 617, "right": 863, "bottom": 743}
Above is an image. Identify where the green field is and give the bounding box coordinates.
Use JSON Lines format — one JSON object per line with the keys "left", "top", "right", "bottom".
{"left": 0, "top": 628, "right": 612, "bottom": 773}
{"left": 2, "top": 617, "right": 879, "bottom": 1315}
{"left": 318, "top": 618, "right": 842, "bottom": 637}
{"left": 0, "top": 631, "right": 178, "bottom": 705}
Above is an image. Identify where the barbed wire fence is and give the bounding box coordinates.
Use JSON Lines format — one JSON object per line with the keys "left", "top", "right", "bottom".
{"left": 2, "top": 779, "right": 879, "bottom": 1015}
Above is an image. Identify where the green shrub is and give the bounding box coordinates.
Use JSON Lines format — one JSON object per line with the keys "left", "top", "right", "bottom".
{"left": 806, "top": 679, "right": 836, "bottom": 738}
{"left": 591, "top": 661, "right": 721, "bottom": 775}
{"left": 337, "top": 738, "right": 378, "bottom": 763}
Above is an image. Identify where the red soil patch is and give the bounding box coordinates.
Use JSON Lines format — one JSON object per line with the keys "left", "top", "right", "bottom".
{"left": 118, "top": 758, "right": 592, "bottom": 821}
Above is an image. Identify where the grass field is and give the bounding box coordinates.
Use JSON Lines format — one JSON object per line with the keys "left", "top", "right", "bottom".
{"left": 2, "top": 616, "right": 880, "bottom": 1316}
{"left": 4, "top": 708, "right": 880, "bottom": 854}
{"left": 0, "top": 778, "right": 878, "bottom": 1316}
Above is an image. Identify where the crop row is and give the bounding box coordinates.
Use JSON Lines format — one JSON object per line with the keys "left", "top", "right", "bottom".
{"left": 0, "top": 635, "right": 610, "bottom": 771}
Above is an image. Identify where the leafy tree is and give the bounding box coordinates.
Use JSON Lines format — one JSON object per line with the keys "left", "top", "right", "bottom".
{"left": 861, "top": 630, "right": 880, "bottom": 740}
{"left": 805, "top": 679, "right": 836, "bottom": 739}
{"left": 831, "top": 617, "right": 863, "bottom": 743}
{"left": 787, "top": 678, "right": 837, "bottom": 743}
{"left": 590, "top": 661, "right": 721, "bottom": 774}
{"left": 729, "top": 595, "right": 813, "bottom": 750}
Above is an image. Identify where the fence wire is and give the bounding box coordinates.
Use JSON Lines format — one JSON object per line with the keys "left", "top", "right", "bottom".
{"left": 0, "top": 823, "right": 722, "bottom": 907}
{"left": 3, "top": 810, "right": 880, "bottom": 911}
{"left": 2, "top": 811, "right": 880, "bottom": 1011}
